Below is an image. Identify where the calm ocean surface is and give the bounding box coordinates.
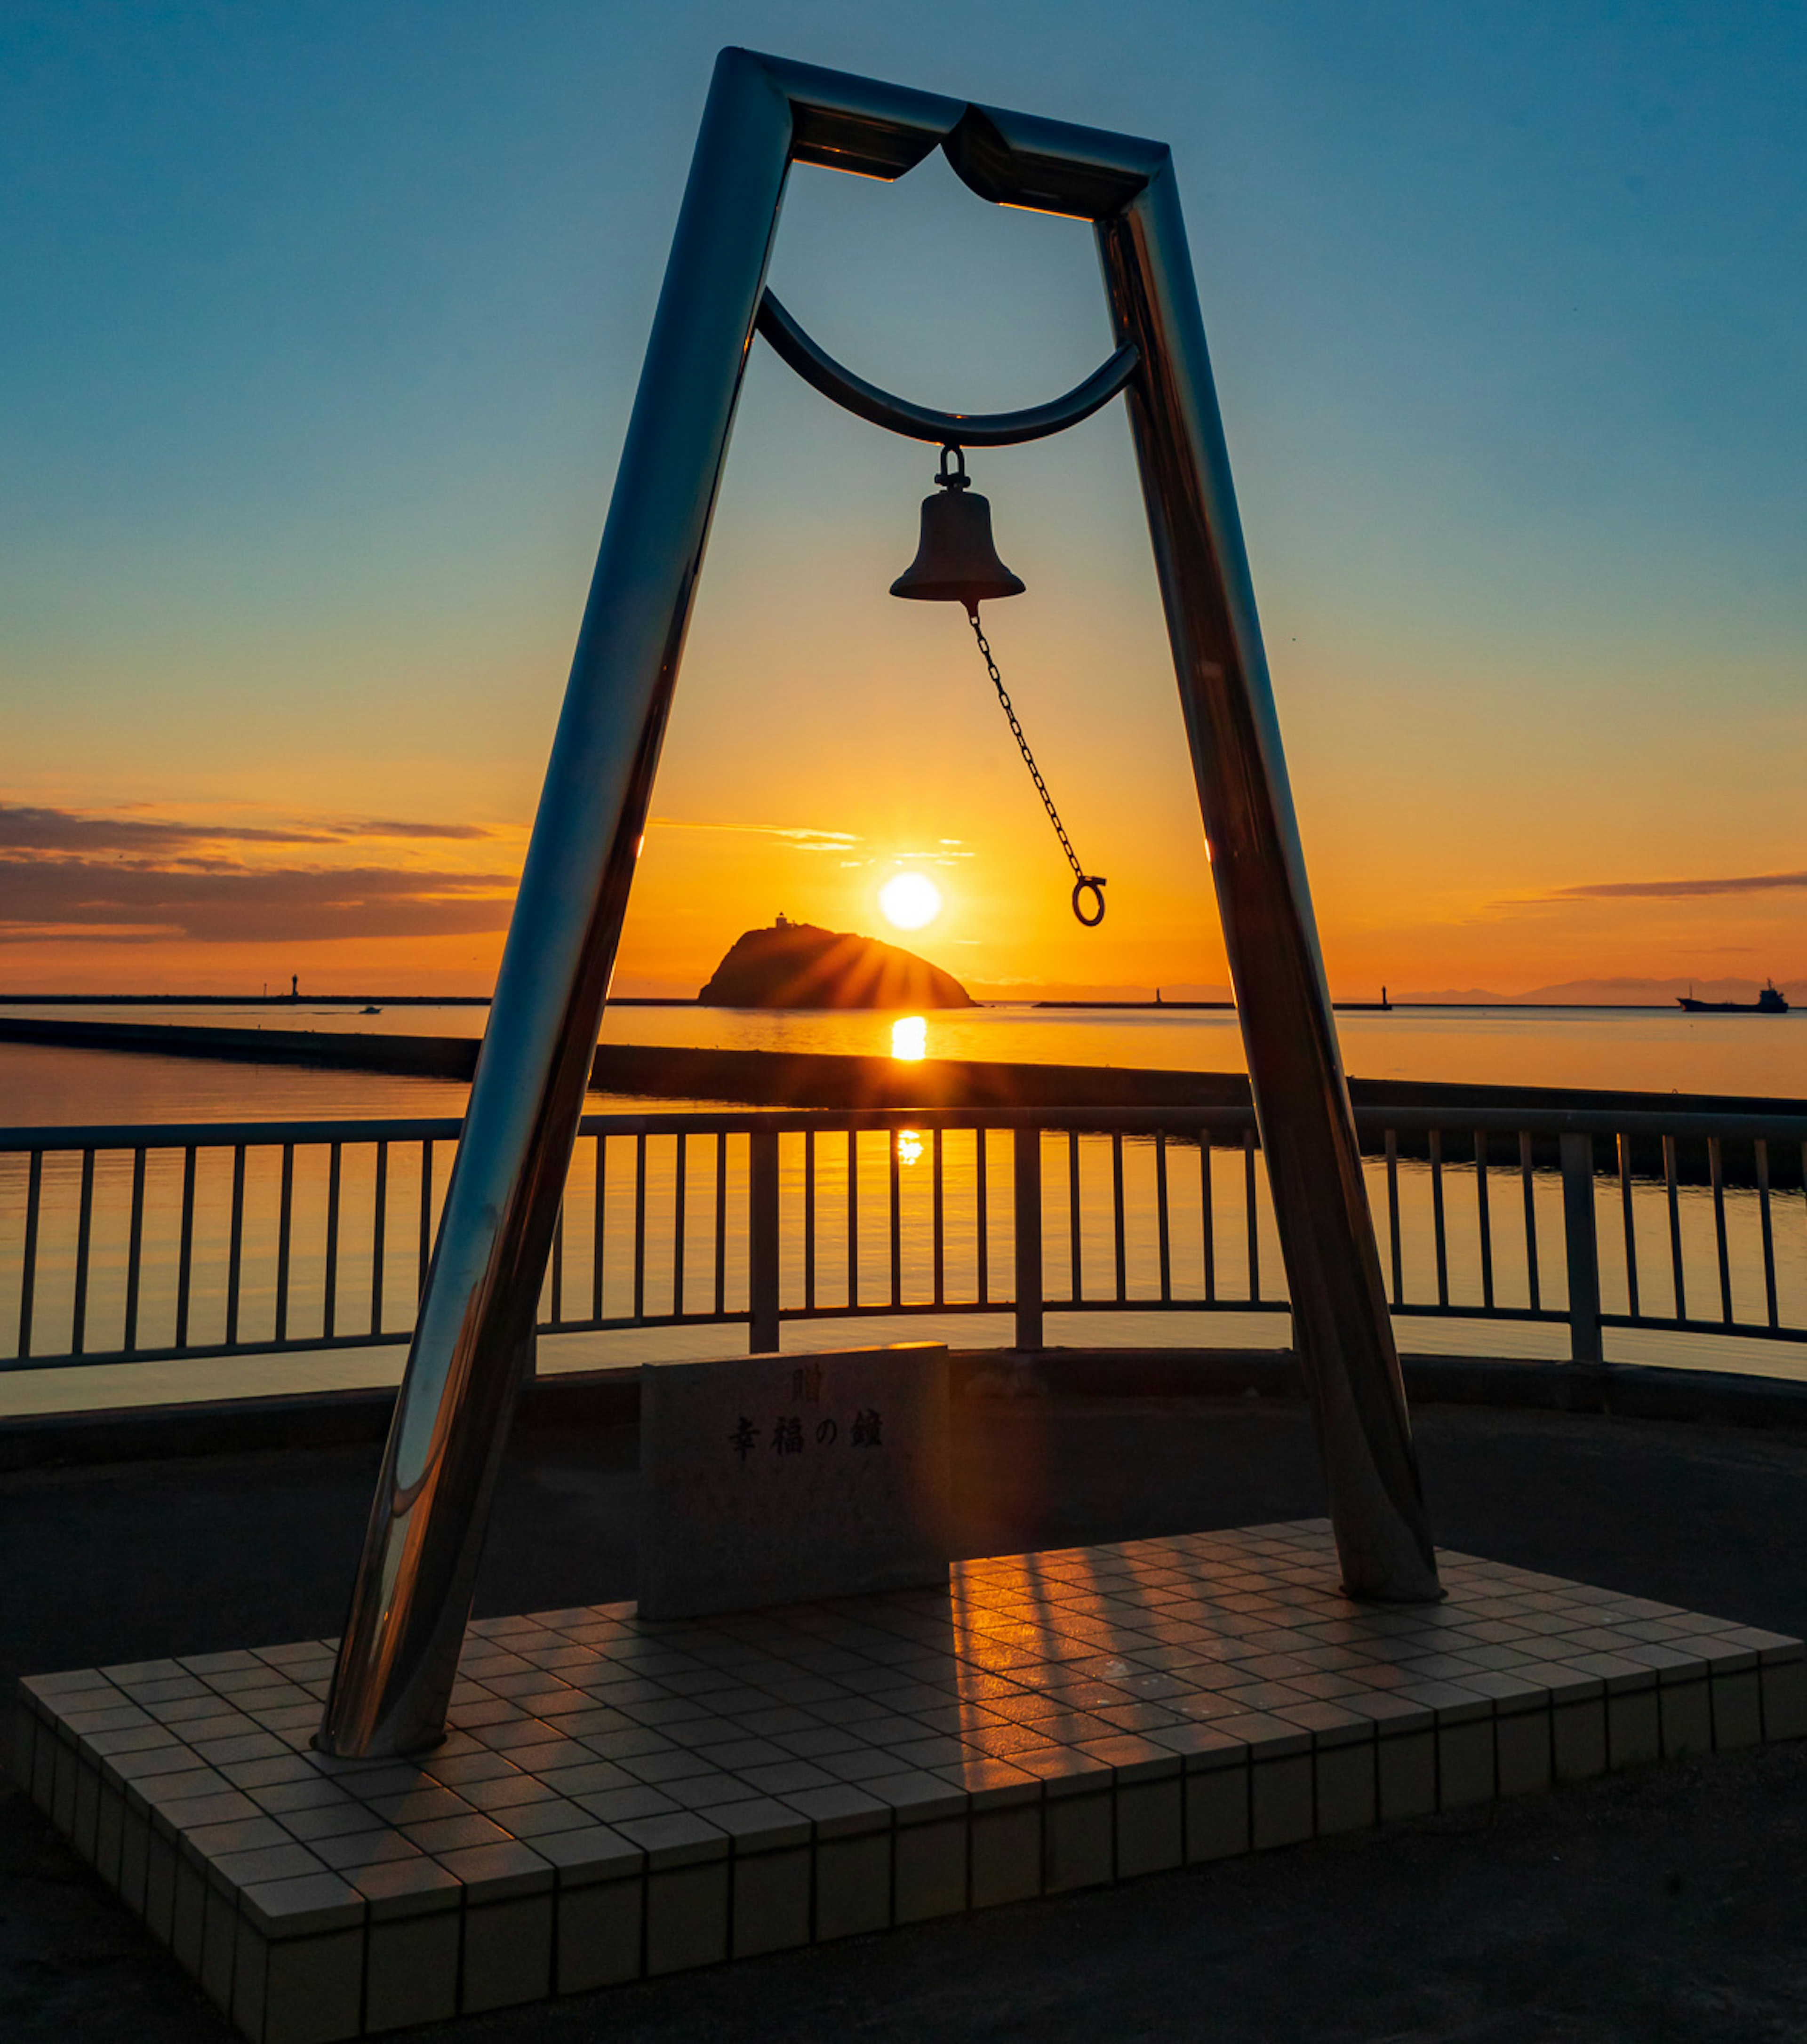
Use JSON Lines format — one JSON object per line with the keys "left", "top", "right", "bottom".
{"left": 1, "top": 1002, "right": 1803, "bottom": 1125}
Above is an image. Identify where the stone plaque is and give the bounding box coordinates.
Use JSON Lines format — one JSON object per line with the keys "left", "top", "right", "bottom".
{"left": 638, "top": 1342, "right": 951, "bottom": 1619}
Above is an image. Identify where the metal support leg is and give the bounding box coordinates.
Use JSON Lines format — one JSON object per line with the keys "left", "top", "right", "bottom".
{"left": 319, "top": 53, "right": 799, "bottom": 1757}
{"left": 1096, "top": 171, "right": 1440, "bottom": 1602}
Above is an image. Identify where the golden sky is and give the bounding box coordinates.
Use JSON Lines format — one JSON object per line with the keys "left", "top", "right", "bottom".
{"left": 7, "top": 552, "right": 1803, "bottom": 1001}
{"left": 5, "top": 7, "right": 1805, "bottom": 1003}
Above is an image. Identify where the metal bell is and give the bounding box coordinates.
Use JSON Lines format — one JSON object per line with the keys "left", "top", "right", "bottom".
{"left": 889, "top": 445, "right": 1025, "bottom": 615}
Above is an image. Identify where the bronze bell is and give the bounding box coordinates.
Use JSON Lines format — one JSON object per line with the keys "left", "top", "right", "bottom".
{"left": 889, "top": 445, "right": 1025, "bottom": 616}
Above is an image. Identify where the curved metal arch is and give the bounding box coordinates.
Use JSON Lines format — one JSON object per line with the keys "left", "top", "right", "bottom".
{"left": 756, "top": 289, "right": 1139, "bottom": 447}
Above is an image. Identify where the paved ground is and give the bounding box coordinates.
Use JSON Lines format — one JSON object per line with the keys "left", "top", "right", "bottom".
{"left": 6, "top": 1396, "right": 1807, "bottom": 2041}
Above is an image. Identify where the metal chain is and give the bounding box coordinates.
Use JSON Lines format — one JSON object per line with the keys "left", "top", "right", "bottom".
{"left": 968, "top": 611, "right": 1083, "bottom": 879}
{"left": 968, "top": 609, "right": 1106, "bottom": 925}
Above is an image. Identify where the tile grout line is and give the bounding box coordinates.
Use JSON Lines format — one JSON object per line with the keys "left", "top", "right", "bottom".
{"left": 13, "top": 1521, "right": 1807, "bottom": 2041}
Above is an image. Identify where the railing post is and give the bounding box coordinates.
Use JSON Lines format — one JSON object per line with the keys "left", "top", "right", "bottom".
{"left": 1559, "top": 1132, "right": 1602, "bottom": 1365}
{"left": 748, "top": 1125, "right": 780, "bottom": 1353}
{"left": 1014, "top": 1126, "right": 1044, "bottom": 1353}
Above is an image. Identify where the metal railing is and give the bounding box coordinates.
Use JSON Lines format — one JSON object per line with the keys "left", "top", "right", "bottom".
{"left": 3, "top": 1101, "right": 1806, "bottom": 1373}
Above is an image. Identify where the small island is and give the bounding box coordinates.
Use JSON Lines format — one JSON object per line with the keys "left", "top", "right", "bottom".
{"left": 697, "top": 915, "right": 974, "bottom": 1010}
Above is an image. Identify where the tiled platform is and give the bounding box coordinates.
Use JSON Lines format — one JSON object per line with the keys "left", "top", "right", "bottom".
{"left": 16, "top": 1521, "right": 1807, "bottom": 2044}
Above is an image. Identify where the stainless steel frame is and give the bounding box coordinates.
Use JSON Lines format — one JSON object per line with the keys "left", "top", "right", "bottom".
{"left": 321, "top": 48, "right": 1439, "bottom": 1760}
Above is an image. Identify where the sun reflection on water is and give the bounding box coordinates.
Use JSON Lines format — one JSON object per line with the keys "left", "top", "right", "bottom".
{"left": 896, "top": 1129, "right": 924, "bottom": 1166}
{"left": 891, "top": 1015, "right": 927, "bottom": 1061}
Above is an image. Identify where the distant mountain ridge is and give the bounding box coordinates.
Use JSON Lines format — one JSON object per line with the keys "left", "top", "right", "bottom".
{"left": 697, "top": 918, "right": 974, "bottom": 1010}
{"left": 1396, "top": 976, "right": 1797, "bottom": 1006}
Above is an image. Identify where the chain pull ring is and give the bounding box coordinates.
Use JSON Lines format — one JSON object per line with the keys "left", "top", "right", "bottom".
{"left": 965, "top": 604, "right": 1106, "bottom": 928}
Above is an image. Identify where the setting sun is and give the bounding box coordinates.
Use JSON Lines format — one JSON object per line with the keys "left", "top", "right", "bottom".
{"left": 878, "top": 872, "right": 943, "bottom": 931}
{"left": 891, "top": 1016, "right": 927, "bottom": 1061}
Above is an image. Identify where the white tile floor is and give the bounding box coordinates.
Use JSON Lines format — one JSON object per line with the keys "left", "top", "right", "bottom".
{"left": 16, "top": 1519, "right": 1807, "bottom": 2044}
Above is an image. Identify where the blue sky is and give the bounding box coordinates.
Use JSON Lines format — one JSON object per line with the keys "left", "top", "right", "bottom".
{"left": 3, "top": 1, "right": 1804, "bottom": 994}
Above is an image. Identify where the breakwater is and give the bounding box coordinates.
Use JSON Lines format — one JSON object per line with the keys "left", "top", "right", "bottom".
{"left": 2, "top": 1013, "right": 1804, "bottom": 1184}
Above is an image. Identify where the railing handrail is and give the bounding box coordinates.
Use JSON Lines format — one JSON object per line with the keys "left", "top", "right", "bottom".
{"left": 7, "top": 1096, "right": 1807, "bottom": 1379}
{"left": 7, "top": 1098, "right": 1807, "bottom": 1155}
{"left": 0, "top": 1108, "right": 1267, "bottom": 1154}
{"left": 1369, "top": 1107, "right": 1807, "bottom": 1142}
{"left": 0, "top": 1117, "right": 471, "bottom": 1152}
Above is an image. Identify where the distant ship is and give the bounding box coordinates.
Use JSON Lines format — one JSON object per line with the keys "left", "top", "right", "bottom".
{"left": 1676, "top": 980, "right": 1790, "bottom": 1015}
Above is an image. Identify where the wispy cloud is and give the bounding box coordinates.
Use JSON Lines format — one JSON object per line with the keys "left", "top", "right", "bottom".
{"left": 1551, "top": 870, "right": 1807, "bottom": 901}
{"left": 329, "top": 818, "right": 495, "bottom": 842}
{"left": 0, "top": 801, "right": 513, "bottom": 942}
{"left": 0, "top": 805, "right": 336, "bottom": 853}
{"left": 0, "top": 802, "right": 494, "bottom": 854}
{"left": 643, "top": 819, "right": 977, "bottom": 873}
{"left": 1478, "top": 866, "right": 1807, "bottom": 921}
{"left": 648, "top": 817, "right": 860, "bottom": 853}
{"left": 0, "top": 858, "right": 515, "bottom": 943}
